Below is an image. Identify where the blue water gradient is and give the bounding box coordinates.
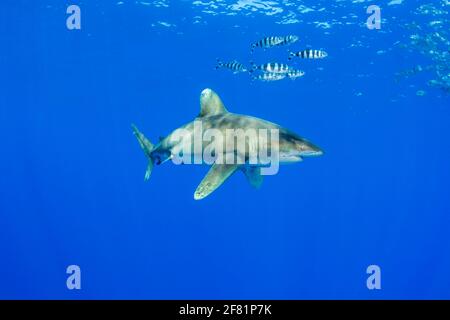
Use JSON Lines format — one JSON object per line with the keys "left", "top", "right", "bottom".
{"left": 0, "top": 1, "right": 449, "bottom": 299}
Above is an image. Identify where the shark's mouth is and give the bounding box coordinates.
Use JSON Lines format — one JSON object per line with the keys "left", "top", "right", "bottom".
{"left": 300, "top": 150, "right": 324, "bottom": 157}
{"left": 279, "top": 154, "right": 303, "bottom": 163}
{"left": 279, "top": 149, "right": 323, "bottom": 162}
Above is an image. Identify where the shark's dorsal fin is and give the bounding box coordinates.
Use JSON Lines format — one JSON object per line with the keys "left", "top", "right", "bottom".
{"left": 194, "top": 163, "right": 238, "bottom": 200}
{"left": 199, "top": 88, "right": 228, "bottom": 117}
{"left": 242, "top": 166, "right": 264, "bottom": 189}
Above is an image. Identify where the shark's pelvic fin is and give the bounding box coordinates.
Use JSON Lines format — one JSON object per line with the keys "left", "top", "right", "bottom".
{"left": 194, "top": 163, "right": 238, "bottom": 200}
{"left": 199, "top": 88, "right": 229, "bottom": 117}
{"left": 132, "top": 124, "right": 154, "bottom": 181}
{"left": 242, "top": 166, "right": 264, "bottom": 189}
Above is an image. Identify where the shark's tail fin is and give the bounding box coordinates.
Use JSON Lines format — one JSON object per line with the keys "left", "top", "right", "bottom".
{"left": 132, "top": 124, "right": 154, "bottom": 181}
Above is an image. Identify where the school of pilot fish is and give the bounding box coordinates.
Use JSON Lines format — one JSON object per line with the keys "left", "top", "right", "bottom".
{"left": 215, "top": 35, "right": 328, "bottom": 82}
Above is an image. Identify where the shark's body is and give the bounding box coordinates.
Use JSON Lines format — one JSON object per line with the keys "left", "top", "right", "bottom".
{"left": 133, "top": 88, "right": 323, "bottom": 200}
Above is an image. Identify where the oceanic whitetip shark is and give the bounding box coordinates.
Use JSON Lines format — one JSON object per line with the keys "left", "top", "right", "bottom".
{"left": 132, "top": 88, "right": 323, "bottom": 200}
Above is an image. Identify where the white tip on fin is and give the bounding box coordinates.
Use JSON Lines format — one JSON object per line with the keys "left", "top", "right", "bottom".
{"left": 144, "top": 161, "right": 153, "bottom": 181}
{"left": 199, "top": 88, "right": 228, "bottom": 117}
{"left": 194, "top": 164, "right": 238, "bottom": 200}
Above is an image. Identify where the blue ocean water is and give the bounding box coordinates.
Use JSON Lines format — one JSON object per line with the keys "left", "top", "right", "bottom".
{"left": 0, "top": 0, "right": 449, "bottom": 299}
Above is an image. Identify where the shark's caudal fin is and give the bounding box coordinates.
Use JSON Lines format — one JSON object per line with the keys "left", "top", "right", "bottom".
{"left": 131, "top": 124, "right": 154, "bottom": 181}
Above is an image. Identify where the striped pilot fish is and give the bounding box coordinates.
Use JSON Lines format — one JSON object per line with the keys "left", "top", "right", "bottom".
{"left": 287, "top": 70, "right": 306, "bottom": 80}
{"left": 288, "top": 49, "right": 328, "bottom": 60}
{"left": 253, "top": 72, "right": 286, "bottom": 82}
{"left": 215, "top": 59, "right": 248, "bottom": 73}
{"left": 250, "top": 62, "right": 293, "bottom": 74}
{"left": 251, "top": 35, "right": 299, "bottom": 52}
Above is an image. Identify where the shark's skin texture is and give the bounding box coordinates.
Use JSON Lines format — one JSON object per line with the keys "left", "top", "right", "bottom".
{"left": 133, "top": 88, "right": 323, "bottom": 200}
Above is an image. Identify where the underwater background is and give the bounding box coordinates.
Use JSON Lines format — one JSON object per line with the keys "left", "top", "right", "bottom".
{"left": 0, "top": 0, "right": 449, "bottom": 299}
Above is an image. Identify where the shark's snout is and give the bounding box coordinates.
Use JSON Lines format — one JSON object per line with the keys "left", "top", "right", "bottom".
{"left": 298, "top": 140, "right": 324, "bottom": 157}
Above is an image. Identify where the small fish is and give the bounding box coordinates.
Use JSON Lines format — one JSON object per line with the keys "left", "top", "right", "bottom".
{"left": 215, "top": 59, "right": 247, "bottom": 73}
{"left": 250, "top": 62, "right": 292, "bottom": 74}
{"left": 251, "top": 35, "right": 299, "bottom": 52}
{"left": 416, "top": 90, "right": 426, "bottom": 96}
{"left": 289, "top": 49, "right": 328, "bottom": 60}
{"left": 253, "top": 73, "right": 286, "bottom": 82}
{"left": 287, "top": 70, "right": 306, "bottom": 80}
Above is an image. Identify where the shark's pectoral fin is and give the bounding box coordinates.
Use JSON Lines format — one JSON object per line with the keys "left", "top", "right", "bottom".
{"left": 242, "top": 166, "right": 264, "bottom": 189}
{"left": 194, "top": 164, "right": 239, "bottom": 200}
